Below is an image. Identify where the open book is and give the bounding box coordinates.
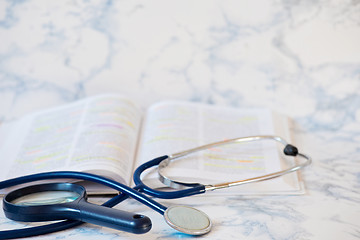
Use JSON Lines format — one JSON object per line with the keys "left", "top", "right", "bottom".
{"left": 0, "top": 94, "right": 304, "bottom": 195}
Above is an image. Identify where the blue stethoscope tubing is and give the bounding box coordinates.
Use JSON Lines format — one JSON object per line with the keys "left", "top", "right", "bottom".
{"left": 0, "top": 155, "right": 206, "bottom": 239}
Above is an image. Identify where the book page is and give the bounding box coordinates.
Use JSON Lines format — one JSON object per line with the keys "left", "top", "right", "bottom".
{"left": 0, "top": 95, "right": 142, "bottom": 186}
{"left": 136, "top": 101, "right": 302, "bottom": 195}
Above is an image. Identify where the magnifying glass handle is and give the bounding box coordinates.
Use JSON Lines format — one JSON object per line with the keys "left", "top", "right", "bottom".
{"left": 77, "top": 201, "right": 151, "bottom": 234}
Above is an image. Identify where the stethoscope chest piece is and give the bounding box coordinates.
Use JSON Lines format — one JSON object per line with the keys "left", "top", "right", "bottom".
{"left": 164, "top": 205, "right": 211, "bottom": 235}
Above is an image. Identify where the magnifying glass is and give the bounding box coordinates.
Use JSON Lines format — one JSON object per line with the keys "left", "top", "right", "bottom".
{"left": 3, "top": 183, "right": 152, "bottom": 234}
{"left": 0, "top": 171, "right": 212, "bottom": 238}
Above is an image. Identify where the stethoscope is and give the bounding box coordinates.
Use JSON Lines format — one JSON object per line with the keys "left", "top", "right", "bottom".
{"left": 0, "top": 135, "right": 311, "bottom": 239}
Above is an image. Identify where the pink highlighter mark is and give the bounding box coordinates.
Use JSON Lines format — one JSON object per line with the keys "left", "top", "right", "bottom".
{"left": 95, "top": 123, "right": 123, "bottom": 129}
{"left": 26, "top": 149, "right": 42, "bottom": 155}
{"left": 57, "top": 126, "right": 72, "bottom": 133}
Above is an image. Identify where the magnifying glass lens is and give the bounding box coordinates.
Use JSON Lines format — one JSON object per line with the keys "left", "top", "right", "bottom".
{"left": 11, "top": 191, "right": 81, "bottom": 206}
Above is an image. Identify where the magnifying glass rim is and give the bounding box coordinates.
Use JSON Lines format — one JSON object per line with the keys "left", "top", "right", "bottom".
{"left": 4, "top": 182, "right": 85, "bottom": 207}
{"left": 0, "top": 171, "right": 161, "bottom": 238}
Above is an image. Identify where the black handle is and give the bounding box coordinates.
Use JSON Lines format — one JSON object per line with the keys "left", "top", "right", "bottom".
{"left": 77, "top": 201, "right": 151, "bottom": 234}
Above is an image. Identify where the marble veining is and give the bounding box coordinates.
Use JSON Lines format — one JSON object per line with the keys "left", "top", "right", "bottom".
{"left": 0, "top": 0, "right": 359, "bottom": 239}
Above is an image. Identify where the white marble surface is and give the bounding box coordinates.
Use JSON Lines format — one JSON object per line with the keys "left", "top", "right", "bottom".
{"left": 0, "top": 0, "right": 359, "bottom": 239}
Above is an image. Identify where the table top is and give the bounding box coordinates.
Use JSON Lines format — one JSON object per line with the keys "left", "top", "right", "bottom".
{"left": 0, "top": 1, "right": 359, "bottom": 239}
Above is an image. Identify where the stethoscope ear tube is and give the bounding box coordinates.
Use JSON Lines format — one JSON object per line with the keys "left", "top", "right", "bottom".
{"left": 157, "top": 135, "right": 312, "bottom": 191}
{"left": 133, "top": 156, "right": 206, "bottom": 199}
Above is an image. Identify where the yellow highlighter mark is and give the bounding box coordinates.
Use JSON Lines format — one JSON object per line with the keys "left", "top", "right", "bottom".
{"left": 98, "top": 142, "right": 128, "bottom": 153}
{"left": 203, "top": 153, "right": 254, "bottom": 163}
{"left": 123, "top": 119, "right": 135, "bottom": 129}
{"left": 33, "top": 152, "right": 66, "bottom": 164}
{"left": 204, "top": 115, "right": 258, "bottom": 125}
{"left": 204, "top": 162, "right": 264, "bottom": 171}
{"left": 34, "top": 126, "right": 51, "bottom": 132}
{"left": 72, "top": 156, "right": 120, "bottom": 163}
{"left": 146, "top": 136, "right": 197, "bottom": 144}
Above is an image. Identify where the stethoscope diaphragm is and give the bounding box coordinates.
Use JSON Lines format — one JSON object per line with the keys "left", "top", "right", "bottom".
{"left": 164, "top": 205, "right": 211, "bottom": 235}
